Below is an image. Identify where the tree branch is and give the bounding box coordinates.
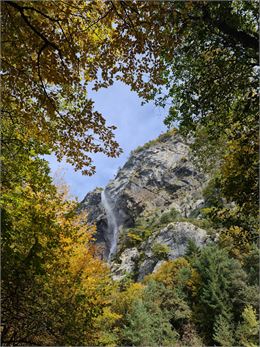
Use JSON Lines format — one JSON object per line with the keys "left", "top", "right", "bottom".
{"left": 202, "top": 5, "right": 258, "bottom": 53}
{"left": 6, "top": 1, "right": 64, "bottom": 61}
{"left": 11, "top": 4, "right": 61, "bottom": 23}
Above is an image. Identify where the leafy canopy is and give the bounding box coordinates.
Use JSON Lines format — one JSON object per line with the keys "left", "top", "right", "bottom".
{"left": 2, "top": 0, "right": 121, "bottom": 174}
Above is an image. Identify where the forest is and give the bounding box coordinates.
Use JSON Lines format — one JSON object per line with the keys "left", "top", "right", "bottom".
{"left": 1, "top": 1, "right": 259, "bottom": 346}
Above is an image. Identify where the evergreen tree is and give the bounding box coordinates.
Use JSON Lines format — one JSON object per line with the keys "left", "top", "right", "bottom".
{"left": 121, "top": 281, "right": 178, "bottom": 346}
{"left": 213, "top": 314, "right": 235, "bottom": 347}
{"left": 235, "top": 305, "right": 259, "bottom": 347}
{"left": 193, "top": 245, "right": 248, "bottom": 343}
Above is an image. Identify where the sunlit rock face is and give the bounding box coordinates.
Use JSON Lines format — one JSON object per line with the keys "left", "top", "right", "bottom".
{"left": 110, "top": 221, "right": 209, "bottom": 281}
{"left": 80, "top": 132, "right": 209, "bottom": 279}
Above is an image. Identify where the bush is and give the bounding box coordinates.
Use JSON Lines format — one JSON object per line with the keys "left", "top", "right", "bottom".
{"left": 152, "top": 243, "right": 171, "bottom": 260}
{"left": 127, "top": 226, "right": 153, "bottom": 246}
{"left": 159, "top": 208, "right": 180, "bottom": 225}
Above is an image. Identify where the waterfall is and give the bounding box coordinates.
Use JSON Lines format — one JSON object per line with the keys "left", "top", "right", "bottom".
{"left": 101, "top": 189, "right": 118, "bottom": 261}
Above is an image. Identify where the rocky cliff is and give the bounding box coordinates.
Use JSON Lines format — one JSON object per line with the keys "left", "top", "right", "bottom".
{"left": 80, "top": 130, "right": 212, "bottom": 280}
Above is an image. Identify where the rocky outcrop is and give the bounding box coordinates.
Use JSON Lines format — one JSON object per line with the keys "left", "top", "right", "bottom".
{"left": 111, "top": 248, "right": 140, "bottom": 281}
{"left": 80, "top": 131, "right": 210, "bottom": 279}
{"left": 110, "top": 222, "right": 209, "bottom": 281}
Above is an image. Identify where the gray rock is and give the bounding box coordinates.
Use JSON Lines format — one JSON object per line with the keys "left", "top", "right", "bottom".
{"left": 111, "top": 248, "right": 139, "bottom": 281}
{"left": 80, "top": 133, "right": 207, "bottom": 257}
{"left": 108, "top": 221, "right": 208, "bottom": 281}
{"left": 152, "top": 260, "right": 166, "bottom": 273}
{"left": 135, "top": 221, "right": 208, "bottom": 280}
{"left": 152, "top": 222, "right": 208, "bottom": 260}
{"left": 80, "top": 132, "right": 210, "bottom": 279}
{"left": 137, "top": 258, "right": 158, "bottom": 281}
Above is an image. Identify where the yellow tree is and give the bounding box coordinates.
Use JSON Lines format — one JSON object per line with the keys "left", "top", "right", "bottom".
{"left": 1, "top": 0, "right": 121, "bottom": 174}
{"left": 1, "top": 172, "right": 113, "bottom": 345}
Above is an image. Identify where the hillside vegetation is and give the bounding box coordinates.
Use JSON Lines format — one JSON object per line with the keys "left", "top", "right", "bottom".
{"left": 1, "top": 1, "right": 258, "bottom": 346}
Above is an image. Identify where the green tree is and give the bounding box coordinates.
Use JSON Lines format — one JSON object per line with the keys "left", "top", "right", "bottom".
{"left": 236, "top": 305, "right": 259, "bottom": 347}
{"left": 156, "top": 1, "right": 258, "bottom": 218}
{"left": 213, "top": 314, "right": 235, "bottom": 347}
{"left": 146, "top": 259, "right": 201, "bottom": 343}
{"left": 193, "top": 245, "right": 248, "bottom": 343}
{"left": 121, "top": 281, "right": 178, "bottom": 346}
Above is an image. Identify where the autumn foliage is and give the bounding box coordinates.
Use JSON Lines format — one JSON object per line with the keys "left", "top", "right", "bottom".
{"left": 1, "top": 0, "right": 259, "bottom": 346}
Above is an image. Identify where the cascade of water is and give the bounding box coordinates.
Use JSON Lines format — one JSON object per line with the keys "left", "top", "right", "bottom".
{"left": 101, "top": 189, "right": 118, "bottom": 261}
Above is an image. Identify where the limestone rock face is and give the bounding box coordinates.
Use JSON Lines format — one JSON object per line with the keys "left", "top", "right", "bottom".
{"left": 110, "top": 248, "right": 139, "bottom": 281}
{"left": 80, "top": 132, "right": 209, "bottom": 279}
{"left": 150, "top": 222, "right": 208, "bottom": 259}
{"left": 137, "top": 221, "right": 208, "bottom": 280}
{"left": 110, "top": 221, "right": 209, "bottom": 281}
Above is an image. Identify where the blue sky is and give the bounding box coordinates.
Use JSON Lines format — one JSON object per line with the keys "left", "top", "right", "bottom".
{"left": 46, "top": 82, "right": 168, "bottom": 201}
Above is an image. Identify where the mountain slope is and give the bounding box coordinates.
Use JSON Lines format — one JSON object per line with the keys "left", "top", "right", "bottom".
{"left": 80, "top": 130, "right": 212, "bottom": 280}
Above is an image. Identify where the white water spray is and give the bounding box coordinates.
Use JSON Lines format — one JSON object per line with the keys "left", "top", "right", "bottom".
{"left": 101, "top": 190, "right": 118, "bottom": 261}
